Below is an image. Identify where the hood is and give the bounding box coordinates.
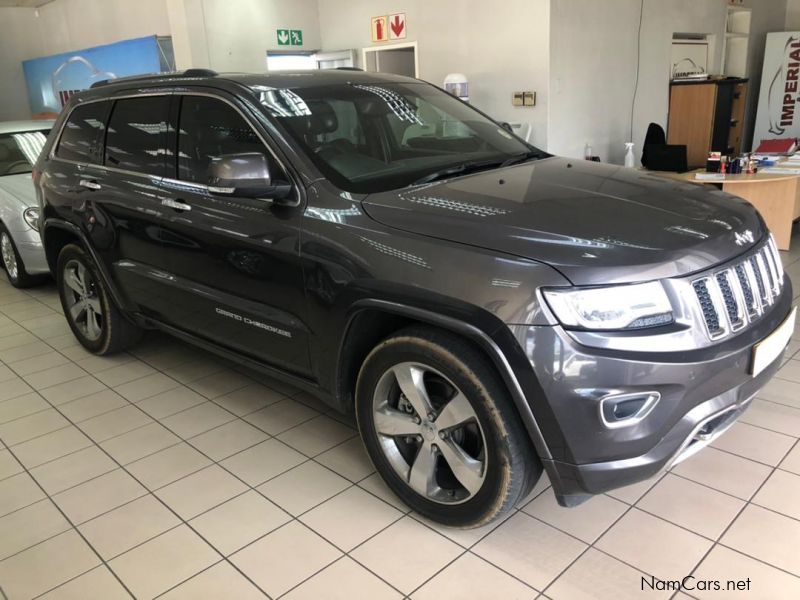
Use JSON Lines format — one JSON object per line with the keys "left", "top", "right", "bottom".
{"left": 0, "top": 173, "right": 37, "bottom": 208}
{"left": 362, "top": 158, "right": 764, "bottom": 285}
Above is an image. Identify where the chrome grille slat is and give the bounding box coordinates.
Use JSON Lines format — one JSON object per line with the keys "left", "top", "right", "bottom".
{"left": 749, "top": 255, "right": 769, "bottom": 306}
{"left": 735, "top": 263, "right": 758, "bottom": 318}
{"left": 768, "top": 236, "right": 784, "bottom": 286}
{"left": 755, "top": 253, "right": 773, "bottom": 305}
{"left": 716, "top": 269, "right": 745, "bottom": 330}
{"left": 763, "top": 244, "right": 781, "bottom": 296}
{"left": 692, "top": 239, "right": 786, "bottom": 340}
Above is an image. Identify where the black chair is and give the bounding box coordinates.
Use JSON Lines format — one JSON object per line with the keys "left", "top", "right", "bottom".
{"left": 641, "top": 123, "right": 688, "bottom": 172}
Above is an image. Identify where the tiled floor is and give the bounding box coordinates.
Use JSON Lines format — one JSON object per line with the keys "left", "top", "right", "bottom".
{"left": 1, "top": 235, "right": 800, "bottom": 600}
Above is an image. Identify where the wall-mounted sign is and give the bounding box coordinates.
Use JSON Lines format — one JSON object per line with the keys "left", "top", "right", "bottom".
{"left": 22, "top": 35, "right": 171, "bottom": 118}
{"left": 389, "top": 13, "right": 406, "bottom": 39}
{"left": 753, "top": 32, "right": 800, "bottom": 145}
{"left": 372, "top": 13, "right": 406, "bottom": 42}
{"left": 371, "top": 16, "right": 388, "bottom": 42}
{"left": 277, "top": 29, "right": 303, "bottom": 46}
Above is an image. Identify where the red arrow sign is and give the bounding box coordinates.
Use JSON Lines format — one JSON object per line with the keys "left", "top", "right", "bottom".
{"left": 390, "top": 14, "right": 405, "bottom": 38}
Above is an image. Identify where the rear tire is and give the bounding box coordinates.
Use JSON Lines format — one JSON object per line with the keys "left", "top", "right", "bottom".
{"left": 56, "top": 243, "right": 142, "bottom": 354}
{"left": 0, "top": 225, "right": 39, "bottom": 288}
{"left": 356, "top": 325, "right": 540, "bottom": 528}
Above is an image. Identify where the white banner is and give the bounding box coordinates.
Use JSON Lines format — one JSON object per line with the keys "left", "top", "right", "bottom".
{"left": 753, "top": 32, "right": 800, "bottom": 147}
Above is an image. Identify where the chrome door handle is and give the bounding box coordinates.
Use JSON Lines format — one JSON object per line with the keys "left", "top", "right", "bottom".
{"left": 79, "top": 179, "right": 101, "bottom": 190}
{"left": 161, "top": 198, "right": 192, "bottom": 211}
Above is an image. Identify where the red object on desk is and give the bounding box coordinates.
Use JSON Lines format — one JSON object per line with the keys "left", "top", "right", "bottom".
{"left": 755, "top": 138, "right": 798, "bottom": 155}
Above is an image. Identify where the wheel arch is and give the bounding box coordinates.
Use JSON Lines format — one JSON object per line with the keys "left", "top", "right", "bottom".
{"left": 336, "top": 298, "right": 553, "bottom": 462}
{"left": 42, "top": 219, "right": 136, "bottom": 313}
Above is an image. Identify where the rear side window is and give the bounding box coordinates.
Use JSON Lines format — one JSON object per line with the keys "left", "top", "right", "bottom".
{"left": 55, "top": 102, "right": 109, "bottom": 163}
{"left": 177, "top": 96, "right": 275, "bottom": 183}
{"left": 105, "top": 96, "right": 170, "bottom": 176}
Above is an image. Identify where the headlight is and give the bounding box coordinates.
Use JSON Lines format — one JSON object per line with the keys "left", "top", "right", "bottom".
{"left": 23, "top": 207, "right": 39, "bottom": 231}
{"left": 543, "top": 282, "right": 673, "bottom": 330}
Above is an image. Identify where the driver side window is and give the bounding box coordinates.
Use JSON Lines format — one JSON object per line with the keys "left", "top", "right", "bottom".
{"left": 177, "top": 95, "right": 284, "bottom": 184}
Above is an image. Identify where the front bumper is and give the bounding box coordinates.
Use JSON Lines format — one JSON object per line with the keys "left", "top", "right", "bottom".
{"left": 509, "top": 279, "right": 794, "bottom": 505}
{"left": 13, "top": 228, "right": 49, "bottom": 275}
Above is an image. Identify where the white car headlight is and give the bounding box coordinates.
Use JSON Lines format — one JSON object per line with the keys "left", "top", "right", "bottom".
{"left": 23, "top": 207, "right": 39, "bottom": 231}
{"left": 543, "top": 282, "right": 673, "bottom": 330}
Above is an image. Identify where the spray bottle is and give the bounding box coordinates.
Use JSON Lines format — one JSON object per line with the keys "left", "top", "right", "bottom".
{"left": 624, "top": 142, "right": 635, "bottom": 168}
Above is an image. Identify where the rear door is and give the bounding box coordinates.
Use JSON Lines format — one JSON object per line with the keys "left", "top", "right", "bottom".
{"left": 155, "top": 92, "right": 311, "bottom": 374}
{"left": 90, "top": 94, "right": 175, "bottom": 317}
{"left": 43, "top": 93, "right": 176, "bottom": 317}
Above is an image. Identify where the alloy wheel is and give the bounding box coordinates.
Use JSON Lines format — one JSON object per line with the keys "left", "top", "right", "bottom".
{"left": 372, "top": 361, "right": 487, "bottom": 504}
{"left": 1, "top": 233, "right": 18, "bottom": 280}
{"left": 62, "top": 259, "right": 103, "bottom": 341}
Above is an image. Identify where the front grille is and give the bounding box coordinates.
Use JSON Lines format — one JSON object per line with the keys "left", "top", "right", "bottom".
{"left": 692, "top": 237, "right": 785, "bottom": 340}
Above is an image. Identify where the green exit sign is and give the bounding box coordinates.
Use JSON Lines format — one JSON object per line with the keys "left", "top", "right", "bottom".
{"left": 277, "top": 29, "right": 303, "bottom": 46}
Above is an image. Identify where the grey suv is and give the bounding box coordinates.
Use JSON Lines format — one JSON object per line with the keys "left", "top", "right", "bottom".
{"left": 34, "top": 69, "right": 795, "bottom": 527}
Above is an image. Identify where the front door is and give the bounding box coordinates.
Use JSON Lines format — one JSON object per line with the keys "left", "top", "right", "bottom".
{"left": 155, "top": 92, "right": 311, "bottom": 375}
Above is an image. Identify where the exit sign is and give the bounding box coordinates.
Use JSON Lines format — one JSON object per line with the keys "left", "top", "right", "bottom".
{"left": 277, "top": 29, "right": 303, "bottom": 46}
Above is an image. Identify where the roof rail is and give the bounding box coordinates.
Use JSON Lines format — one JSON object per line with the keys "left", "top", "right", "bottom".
{"left": 90, "top": 68, "right": 220, "bottom": 89}
{"left": 335, "top": 67, "right": 364, "bottom": 71}
{"left": 182, "top": 68, "right": 219, "bottom": 77}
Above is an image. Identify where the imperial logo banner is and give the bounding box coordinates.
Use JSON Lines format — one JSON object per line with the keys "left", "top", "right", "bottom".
{"left": 754, "top": 32, "right": 800, "bottom": 146}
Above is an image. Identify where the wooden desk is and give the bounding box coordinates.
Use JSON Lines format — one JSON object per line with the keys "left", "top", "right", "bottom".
{"left": 650, "top": 170, "right": 799, "bottom": 250}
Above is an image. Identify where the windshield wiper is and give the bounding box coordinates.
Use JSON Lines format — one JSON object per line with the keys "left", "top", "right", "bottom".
{"left": 499, "top": 150, "right": 545, "bottom": 168}
{"left": 411, "top": 151, "right": 546, "bottom": 187}
{"left": 410, "top": 158, "right": 505, "bottom": 186}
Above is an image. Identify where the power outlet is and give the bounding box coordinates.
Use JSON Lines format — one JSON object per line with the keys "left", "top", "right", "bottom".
{"left": 512, "top": 91, "right": 536, "bottom": 107}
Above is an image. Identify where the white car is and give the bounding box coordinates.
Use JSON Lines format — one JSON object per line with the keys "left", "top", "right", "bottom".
{"left": 0, "top": 120, "right": 53, "bottom": 287}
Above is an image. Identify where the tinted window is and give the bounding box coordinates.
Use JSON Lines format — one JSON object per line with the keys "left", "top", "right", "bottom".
{"left": 56, "top": 102, "right": 109, "bottom": 163}
{"left": 177, "top": 96, "right": 273, "bottom": 183}
{"left": 105, "top": 96, "right": 170, "bottom": 176}
{"left": 0, "top": 130, "right": 49, "bottom": 176}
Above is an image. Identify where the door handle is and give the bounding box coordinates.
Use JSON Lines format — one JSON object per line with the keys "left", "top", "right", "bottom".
{"left": 161, "top": 198, "right": 192, "bottom": 211}
{"left": 79, "top": 179, "right": 101, "bottom": 190}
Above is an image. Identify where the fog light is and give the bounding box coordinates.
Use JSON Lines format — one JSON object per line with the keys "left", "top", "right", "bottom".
{"left": 600, "top": 392, "right": 660, "bottom": 428}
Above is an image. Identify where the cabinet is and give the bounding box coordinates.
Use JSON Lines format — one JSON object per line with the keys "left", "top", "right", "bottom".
{"left": 667, "top": 79, "right": 748, "bottom": 168}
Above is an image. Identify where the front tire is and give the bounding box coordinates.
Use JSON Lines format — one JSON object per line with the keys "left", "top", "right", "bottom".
{"left": 356, "top": 326, "right": 540, "bottom": 528}
{"left": 0, "top": 225, "right": 38, "bottom": 288}
{"left": 57, "top": 244, "right": 142, "bottom": 354}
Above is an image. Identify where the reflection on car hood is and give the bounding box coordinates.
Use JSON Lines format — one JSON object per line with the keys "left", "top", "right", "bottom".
{"left": 361, "top": 157, "right": 765, "bottom": 285}
{"left": 0, "top": 173, "right": 37, "bottom": 208}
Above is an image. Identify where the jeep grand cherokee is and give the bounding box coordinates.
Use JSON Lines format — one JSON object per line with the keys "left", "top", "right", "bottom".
{"left": 34, "top": 69, "right": 796, "bottom": 527}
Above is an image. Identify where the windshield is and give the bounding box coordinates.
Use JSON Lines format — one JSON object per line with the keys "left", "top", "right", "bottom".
{"left": 256, "top": 82, "right": 546, "bottom": 193}
{"left": 0, "top": 131, "right": 49, "bottom": 176}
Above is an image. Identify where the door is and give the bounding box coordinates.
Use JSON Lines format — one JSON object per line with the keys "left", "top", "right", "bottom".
{"left": 91, "top": 94, "right": 175, "bottom": 317}
{"left": 155, "top": 92, "right": 311, "bottom": 374}
{"left": 363, "top": 43, "right": 418, "bottom": 77}
{"left": 43, "top": 95, "right": 175, "bottom": 317}
{"left": 314, "top": 50, "right": 356, "bottom": 69}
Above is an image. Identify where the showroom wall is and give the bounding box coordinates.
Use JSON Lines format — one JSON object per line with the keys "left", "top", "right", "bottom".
{"left": 0, "top": 0, "right": 794, "bottom": 158}
{"left": 0, "top": 0, "right": 171, "bottom": 121}
{"left": 0, "top": 8, "right": 43, "bottom": 121}
{"left": 787, "top": 0, "right": 800, "bottom": 28}
{"left": 317, "top": 0, "right": 551, "bottom": 148}
{"left": 549, "top": 0, "right": 789, "bottom": 163}
{"left": 549, "top": 0, "right": 729, "bottom": 163}
{"left": 32, "top": 0, "right": 171, "bottom": 57}
{"left": 168, "top": 0, "right": 321, "bottom": 72}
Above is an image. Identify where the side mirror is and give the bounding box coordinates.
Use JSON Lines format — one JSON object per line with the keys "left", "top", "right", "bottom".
{"left": 208, "top": 152, "right": 293, "bottom": 202}
{"left": 500, "top": 122, "right": 514, "bottom": 134}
